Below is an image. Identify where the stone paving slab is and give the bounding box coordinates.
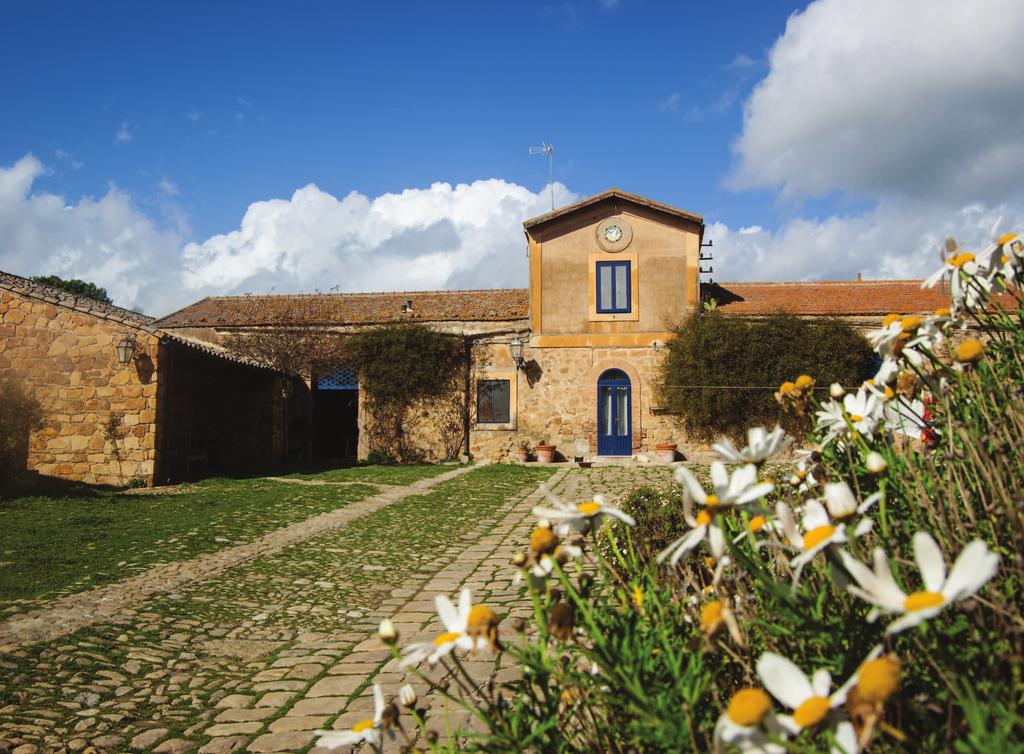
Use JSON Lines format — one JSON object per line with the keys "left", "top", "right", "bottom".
{"left": 0, "top": 464, "right": 677, "bottom": 753}
{"left": 0, "top": 464, "right": 477, "bottom": 651}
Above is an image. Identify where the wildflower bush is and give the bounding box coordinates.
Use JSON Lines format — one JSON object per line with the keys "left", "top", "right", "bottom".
{"left": 316, "top": 230, "right": 1023, "bottom": 753}
{"left": 658, "top": 312, "right": 876, "bottom": 441}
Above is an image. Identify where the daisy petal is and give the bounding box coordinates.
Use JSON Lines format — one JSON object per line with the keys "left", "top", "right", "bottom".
{"left": 757, "top": 652, "right": 813, "bottom": 710}
{"left": 942, "top": 540, "right": 1000, "bottom": 602}
{"left": 913, "top": 532, "right": 947, "bottom": 593}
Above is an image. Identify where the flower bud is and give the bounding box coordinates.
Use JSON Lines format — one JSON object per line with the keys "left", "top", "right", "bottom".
{"left": 830, "top": 382, "right": 846, "bottom": 399}
{"left": 955, "top": 339, "right": 984, "bottom": 364}
{"left": 378, "top": 618, "right": 399, "bottom": 645}
{"left": 823, "top": 482, "right": 858, "bottom": 519}
{"left": 399, "top": 683, "right": 417, "bottom": 708}
{"left": 866, "top": 451, "right": 888, "bottom": 475}
{"left": 512, "top": 551, "right": 527, "bottom": 567}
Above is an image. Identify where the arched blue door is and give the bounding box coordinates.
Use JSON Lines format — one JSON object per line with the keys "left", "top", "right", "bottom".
{"left": 597, "top": 369, "right": 632, "bottom": 456}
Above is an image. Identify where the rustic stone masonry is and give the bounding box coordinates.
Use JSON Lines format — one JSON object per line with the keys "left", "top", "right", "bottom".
{"left": 0, "top": 284, "right": 159, "bottom": 485}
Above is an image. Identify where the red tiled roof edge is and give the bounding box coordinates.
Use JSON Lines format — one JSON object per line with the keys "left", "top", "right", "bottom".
{"left": 0, "top": 269, "right": 154, "bottom": 328}
{"left": 706, "top": 280, "right": 1019, "bottom": 316}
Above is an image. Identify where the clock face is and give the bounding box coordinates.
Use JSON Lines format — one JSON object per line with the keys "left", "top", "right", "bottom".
{"left": 604, "top": 225, "right": 623, "bottom": 243}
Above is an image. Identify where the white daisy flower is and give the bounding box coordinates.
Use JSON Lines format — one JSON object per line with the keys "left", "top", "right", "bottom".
{"left": 675, "top": 462, "right": 774, "bottom": 509}
{"left": 756, "top": 647, "right": 880, "bottom": 735}
{"left": 821, "top": 482, "right": 881, "bottom": 531}
{"left": 657, "top": 495, "right": 726, "bottom": 567}
{"left": 712, "top": 425, "right": 792, "bottom": 465}
{"left": 815, "top": 387, "right": 882, "bottom": 445}
{"left": 532, "top": 489, "right": 635, "bottom": 537}
{"left": 400, "top": 587, "right": 494, "bottom": 666}
{"left": 839, "top": 532, "right": 1000, "bottom": 634}
{"left": 713, "top": 687, "right": 787, "bottom": 754}
{"left": 776, "top": 500, "right": 854, "bottom": 580}
{"left": 315, "top": 683, "right": 389, "bottom": 749}
{"left": 530, "top": 542, "right": 584, "bottom": 578}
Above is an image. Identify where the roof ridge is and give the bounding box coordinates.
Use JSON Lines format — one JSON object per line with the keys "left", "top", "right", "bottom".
{"left": 200, "top": 287, "right": 529, "bottom": 301}
{"left": 0, "top": 268, "right": 154, "bottom": 326}
{"left": 715, "top": 280, "right": 926, "bottom": 286}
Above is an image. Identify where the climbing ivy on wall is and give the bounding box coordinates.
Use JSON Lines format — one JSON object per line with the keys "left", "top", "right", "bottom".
{"left": 341, "top": 323, "right": 467, "bottom": 462}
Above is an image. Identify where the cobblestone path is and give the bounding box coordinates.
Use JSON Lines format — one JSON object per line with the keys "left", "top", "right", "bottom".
{"left": 0, "top": 465, "right": 676, "bottom": 754}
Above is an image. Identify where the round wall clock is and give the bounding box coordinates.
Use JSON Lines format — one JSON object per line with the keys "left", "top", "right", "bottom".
{"left": 596, "top": 216, "right": 632, "bottom": 252}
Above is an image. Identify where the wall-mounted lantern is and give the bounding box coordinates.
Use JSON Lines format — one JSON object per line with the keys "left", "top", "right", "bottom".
{"left": 510, "top": 337, "right": 526, "bottom": 370}
{"left": 115, "top": 334, "right": 137, "bottom": 366}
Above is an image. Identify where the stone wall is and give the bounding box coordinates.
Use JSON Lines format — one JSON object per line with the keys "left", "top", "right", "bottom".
{"left": 0, "top": 289, "right": 159, "bottom": 485}
{"left": 469, "top": 340, "right": 681, "bottom": 462}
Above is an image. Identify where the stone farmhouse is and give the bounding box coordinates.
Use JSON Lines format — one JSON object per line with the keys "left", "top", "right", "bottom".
{"left": 1, "top": 189, "right": 956, "bottom": 486}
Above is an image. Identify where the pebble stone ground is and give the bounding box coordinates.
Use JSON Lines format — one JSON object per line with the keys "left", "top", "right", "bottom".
{"left": 0, "top": 464, "right": 678, "bottom": 754}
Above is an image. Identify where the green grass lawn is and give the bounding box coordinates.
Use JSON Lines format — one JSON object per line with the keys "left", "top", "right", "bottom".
{"left": 0, "top": 464, "right": 450, "bottom": 613}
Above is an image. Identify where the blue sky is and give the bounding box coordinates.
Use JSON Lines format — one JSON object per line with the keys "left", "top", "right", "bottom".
{"left": 2, "top": 0, "right": 1022, "bottom": 314}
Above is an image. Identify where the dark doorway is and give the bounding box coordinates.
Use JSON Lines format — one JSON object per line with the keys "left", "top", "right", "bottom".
{"left": 315, "top": 367, "right": 359, "bottom": 459}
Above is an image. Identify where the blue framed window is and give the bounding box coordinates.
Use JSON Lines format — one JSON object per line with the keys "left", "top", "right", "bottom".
{"left": 596, "top": 260, "right": 631, "bottom": 313}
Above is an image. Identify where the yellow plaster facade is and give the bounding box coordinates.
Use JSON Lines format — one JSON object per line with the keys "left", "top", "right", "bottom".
{"left": 467, "top": 189, "right": 704, "bottom": 461}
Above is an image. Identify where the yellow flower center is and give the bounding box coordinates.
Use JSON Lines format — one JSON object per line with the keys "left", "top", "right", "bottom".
{"left": 434, "top": 631, "right": 461, "bottom": 646}
{"left": 778, "top": 380, "right": 796, "bottom": 395}
{"left": 632, "top": 586, "right": 645, "bottom": 611}
{"left": 577, "top": 501, "right": 602, "bottom": 516}
{"left": 530, "top": 527, "right": 559, "bottom": 556}
{"left": 748, "top": 515, "right": 766, "bottom": 533}
{"left": 951, "top": 252, "right": 975, "bottom": 267}
{"left": 468, "top": 604, "right": 498, "bottom": 631}
{"left": 882, "top": 313, "right": 901, "bottom": 328}
{"left": 352, "top": 719, "right": 375, "bottom": 733}
{"left": 803, "top": 525, "right": 836, "bottom": 550}
{"left": 849, "top": 414, "right": 863, "bottom": 422}
{"left": 934, "top": 307, "right": 950, "bottom": 317}
{"left": 795, "top": 374, "right": 815, "bottom": 390}
{"left": 903, "top": 591, "right": 945, "bottom": 612}
{"left": 997, "top": 232, "right": 1018, "bottom": 246}
{"left": 727, "top": 688, "right": 772, "bottom": 727}
{"left": 793, "top": 696, "right": 831, "bottom": 728}
{"left": 900, "top": 316, "right": 922, "bottom": 332}
{"left": 700, "top": 600, "right": 723, "bottom": 634}
{"left": 955, "top": 339, "right": 984, "bottom": 364}
{"left": 857, "top": 656, "right": 901, "bottom": 704}
{"left": 884, "top": 386, "right": 895, "bottom": 401}
{"left": 704, "top": 556, "right": 717, "bottom": 568}
{"left": 696, "top": 510, "right": 712, "bottom": 526}
{"left": 705, "top": 494, "right": 720, "bottom": 507}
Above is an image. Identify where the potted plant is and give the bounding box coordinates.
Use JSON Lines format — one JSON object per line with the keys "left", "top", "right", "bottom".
{"left": 535, "top": 440, "right": 557, "bottom": 464}
{"left": 655, "top": 441, "right": 678, "bottom": 463}
{"left": 515, "top": 440, "right": 530, "bottom": 463}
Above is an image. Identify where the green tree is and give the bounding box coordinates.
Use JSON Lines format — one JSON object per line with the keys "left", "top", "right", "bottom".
{"left": 658, "top": 311, "right": 876, "bottom": 441}
{"left": 30, "top": 275, "right": 113, "bottom": 306}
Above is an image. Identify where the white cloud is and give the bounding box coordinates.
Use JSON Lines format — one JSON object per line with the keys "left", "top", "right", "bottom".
{"left": 727, "top": 53, "right": 756, "bottom": 70}
{"left": 709, "top": 198, "right": 1022, "bottom": 283}
{"left": 115, "top": 121, "right": 133, "bottom": 145}
{"left": 158, "top": 178, "right": 179, "bottom": 197}
{"left": 0, "top": 155, "right": 180, "bottom": 309}
{"left": 730, "top": 0, "right": 1024, "bottom": 204}
{"left": 180, "top": 180, "right": 576, "bottom": 301}
{"left": 186, "top": 110, "right": 203, "bottom": 123}
{"left": 54, "top": 149, "right": 83, "bottom": 170}
{"left": 658, "top": 92, "right": 681, "bottom": 113}
{"left": 0, "top": 154, "right": 574, "bottom": 316}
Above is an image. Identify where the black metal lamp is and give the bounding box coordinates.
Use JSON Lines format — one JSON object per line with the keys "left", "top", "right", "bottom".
{"left": 510, "top": 337, "right": 525, "bottom": 370}
{"left": 115, "top": 334, "right": 137, "bottom": 366}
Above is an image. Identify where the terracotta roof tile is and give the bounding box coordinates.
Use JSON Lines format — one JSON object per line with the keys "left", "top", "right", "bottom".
{"left": 154, "top": 288, "right": 530, "bottom": 328}
{"left": 707, "top": 280, "right": 1018, "bottom": 316}
{"left": 0, "top": 269, "right": 153, "bottom": 327}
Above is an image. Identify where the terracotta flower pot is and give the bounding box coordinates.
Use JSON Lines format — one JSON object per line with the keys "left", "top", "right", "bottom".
{"left": 655, "top": 442, "right": 678, "bottom": 463}
{"left": 515, "top": 450, "right": 530, "bottom": 463}
{"left": 535, "top": 444, "right": 556, "bottom": 464}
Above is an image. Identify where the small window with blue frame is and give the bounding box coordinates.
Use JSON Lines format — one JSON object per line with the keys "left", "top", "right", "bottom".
{"left": 596, "top": 260, "right": 631, "bottom": 313}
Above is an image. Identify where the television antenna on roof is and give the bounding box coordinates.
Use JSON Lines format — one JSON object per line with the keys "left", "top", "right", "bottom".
{"left": 529, "top": 142, "right": 555, "bottom": 210}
